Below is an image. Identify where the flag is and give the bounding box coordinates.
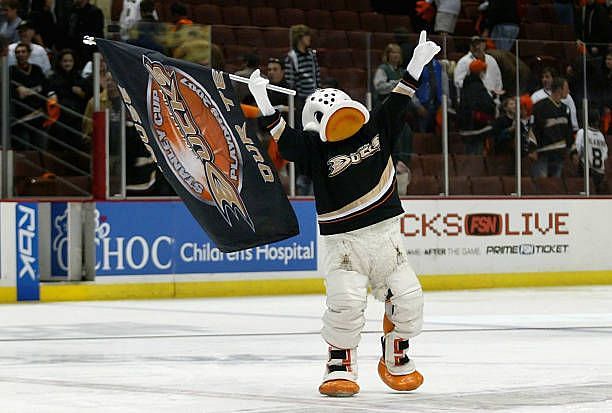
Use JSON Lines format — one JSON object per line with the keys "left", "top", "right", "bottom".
{"left": 96, "top": 39, "right": 299, "bottom": 252}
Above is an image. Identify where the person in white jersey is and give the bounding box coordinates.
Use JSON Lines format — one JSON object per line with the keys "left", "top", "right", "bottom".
{"left": 574, "top": 108, "right": 608, "bottom": 193}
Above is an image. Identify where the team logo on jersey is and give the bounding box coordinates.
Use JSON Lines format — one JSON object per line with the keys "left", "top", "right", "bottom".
{"left": 327, "top": 135, "right": 381, "bottom": 177}
{"left": 143, "top": 56, "right": 253, "bottom": 230}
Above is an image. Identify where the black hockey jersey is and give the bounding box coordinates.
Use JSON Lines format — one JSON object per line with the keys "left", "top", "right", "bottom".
{"left": 261, "top": 77, "right": 416, "bottom": 235}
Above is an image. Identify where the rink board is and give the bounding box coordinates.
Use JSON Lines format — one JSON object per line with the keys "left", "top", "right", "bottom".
{"left": 1, "top": 199, "right": 612, "bottom": 302}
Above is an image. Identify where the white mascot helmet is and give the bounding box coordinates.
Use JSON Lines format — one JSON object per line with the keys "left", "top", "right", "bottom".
{"left": 302, "top": 88, "right": 370, "bottom": 142}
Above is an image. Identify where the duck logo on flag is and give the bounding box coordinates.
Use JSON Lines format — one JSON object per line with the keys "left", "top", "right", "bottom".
{"left": 142, "top": 56, "right": 253, "bottom": 230}
{"left": 96, "top": 39, "right": 299, "bottom": 252}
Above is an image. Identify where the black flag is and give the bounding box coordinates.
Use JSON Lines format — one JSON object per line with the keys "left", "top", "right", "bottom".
{"left": 96, "top": 39, "right": 299, "bottom": 252}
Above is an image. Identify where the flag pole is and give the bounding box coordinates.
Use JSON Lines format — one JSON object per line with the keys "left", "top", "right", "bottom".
{"left": 84, "top": 37, "right": 296, "bottom": 96}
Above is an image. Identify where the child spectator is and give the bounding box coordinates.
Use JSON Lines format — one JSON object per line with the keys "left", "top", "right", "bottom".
{"left": 574, "top": 108, "right": 608, "bottom": 193}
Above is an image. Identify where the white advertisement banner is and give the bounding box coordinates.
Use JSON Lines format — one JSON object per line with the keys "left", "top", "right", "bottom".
{"left": 399, "top": 199, "right": 610, "bottom": 275}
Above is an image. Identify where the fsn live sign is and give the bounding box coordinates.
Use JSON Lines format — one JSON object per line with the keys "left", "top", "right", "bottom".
{"left": 16, "top": 203, "right": 39, "bottom": 301}
{"left": 400, "top": 212, "right": 570, "bottom": 237}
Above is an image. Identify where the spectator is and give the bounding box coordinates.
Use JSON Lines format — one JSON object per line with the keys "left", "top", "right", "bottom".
{"left": 8, "top": 20, "right": 51, "bottom": 75}
{"left": 531, "top": 77, "right": 573, "bottom": 178}
{"left": 531, "top": 67, "right": 579, "bottom": 132}
{"left": 454, "top": 36, "right": 504, "bottom": 100}
{"left": 373, "top": 43, "right": 405, "bottom": 106}
{"left": 553, "top": 0, "right": 575, "bottom": 26}
{"left": 424, "top": 0, "right": 461, "bottom": 34}
{"left": 170, "top": 1, "right": 192, "bottom": 31}
{"left": 119, "top": 0, "right": 158, "bottom": 39}
{"left": 127, "top": 0, "right": 164, "bottom": 53}
{"left": 414, "top": 59, "right": 446, "bottom": 132}
{"left": 234, "top": 53, "right": 260, "bottom": 104}
{"left": 0, "top": 0, "right": 21, "bottom": 43}
{"left": 64, "top": 0, "right": 104, "bottom": 65}
{"left": 577, "top": 0, "right": 610, "bottom": 58}
{"left": 10, "top": 42, "right": 50, "bottom": 150}
{"left": 28, "top": 0, "right": 56, "bottom": 50}
{"left": 266, "top": 57, "right": 289, "bottom": 115}
{"left": 574, "top": 108, "right": 608, "bottom": 193}
{"left": 491, "top": 95, "right": 536, "bottom": 156}
{"left": 284, "top": 24, "right": 320, "bottom": 196}
{"left": 284, "top": 24, "right": 320, "bottom": 129}
{"left": 393, "top": 26, "right": 415, "bottom": 67}
{"left": 457, "top": 59, "right": 496, "bottom": 155}
{"left": 486, "top": 0, "right": 520, "bottom": 51}
{"left": 48, "top": 49, "right": 88, "bottom": 149}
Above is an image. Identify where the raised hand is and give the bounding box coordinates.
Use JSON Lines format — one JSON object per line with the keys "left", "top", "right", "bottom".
{"left": 248, "top": 69, "right": 275, "bottom": 116}
{"left": 406, "top": 31, "right": 442, "bottom": 80}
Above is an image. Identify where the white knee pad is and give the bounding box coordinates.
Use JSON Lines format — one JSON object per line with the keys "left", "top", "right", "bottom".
{"left": 386, "top": 264, "right": 424, "bottom": 339}
{"left": 321, "top": 269, "right": 369, "bottom": 350}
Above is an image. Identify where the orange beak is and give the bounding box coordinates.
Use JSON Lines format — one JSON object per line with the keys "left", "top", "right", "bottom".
{"left": 325, "top": 107, "right": 367, "bottom": 142}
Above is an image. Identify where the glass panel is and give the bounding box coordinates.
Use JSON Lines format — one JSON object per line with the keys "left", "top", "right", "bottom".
{"left": 9, "top": 46, "right": 91, "bottom": 197}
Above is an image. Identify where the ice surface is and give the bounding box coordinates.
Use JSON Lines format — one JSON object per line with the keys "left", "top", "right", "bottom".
{"left": 0, "top": 286, "right": 611, "bottom": 412}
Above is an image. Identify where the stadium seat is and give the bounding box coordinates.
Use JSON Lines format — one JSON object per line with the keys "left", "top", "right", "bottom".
{"left": 453, "top": 154, "right": 487, "bottom": 176}
{"left": 331, "top": 11, "right": 360, "bottom": 31}
{"left": 324, "top": 0, "right": 347, "bottom": 11}
{"left": 565, "top": 177, "right": 591, "bottom": 194}
{"left": 524, "top": 5, "right": 543, "bottom": 23}
{"left": 352, "top": 0, "right": 372, "bottom": 12}
{"left": 534, "top": 177, "right": 566, "bottom": 194}
{"left": 540, "top": 4, "right": 559, "bottom": 24}
{"left": 485, "top": 155, "right": 515, "bottom": 176}
{"left": 262, "top": 27, "right": 290, "bottom": 48}
{"left": 299, "top": 0, "right": 321, "bottom": 10}
{"left": 409, "top": 155, "right": 424, "bottom": 177}
{"left": 235, "top": 27, "right": 265, "bottom": 47}
{"left": 384, "top": 14, "right": 413, "bottom": 32}
{"left": 251, "top": 7, "right": 279, "bottom": 27}
{"left": 222, "top": 6, "right": 251, "bottom": 26}
{"left": 454, "top": 19, "right": 476, "bottom": 36}
{"left": 406, "top": 175, "right": 440, "bottom": 196}
{"left": 278, "top": 8, "right": 306, "bottom": 27}
{"left": 224, "top": 45, "right": 254, "bottom": 64}
{"left": 352, "top": 49, "right": 368, "bottom": 68}
{"left": 523, "top": 23, "right": 552, "bottom": 40}
{"left": 268, "top": 0, "right": 293, "bottom": 8}
{"left": 359, "top": 12, "right": 387, "bottom": 32}
{"left": 371, "top": 32, "right": 395, "bottom": 50}
{"left": 317, "top": 29, "right": 348, "bottom": 49}
{"left": 412, "top": 133, "right": 441, "bottom": 154}
{"left": 305, "top": 9, "right": 334, "bottom": 30}
{"left": 335, "top": 67, "right": 367, "bottom": 89}
{"left": 502, "top": 176, "right": 538, "bottom": 195}
{"left": 346, "top": 30, "right": 367, "bottom": 49}
{"left": 470, "top": 176, "right": 505, "bottom": 195}
{"left": 211, "top": 25, "right": 236, "bottom": 45}
{"left": 420, "top": 154, "right": 448, "bottom": 177}
{"left": 192, "top": 4, "right": 223, "bottom": 25}
{"left": 449, "top": 176, "right": 471, "bottom": 195}
{"left": 551, "top": 24, "right": 574, "bottom": 41}
{"left": 462, "top": 2, "right": 480, "bottom": 20}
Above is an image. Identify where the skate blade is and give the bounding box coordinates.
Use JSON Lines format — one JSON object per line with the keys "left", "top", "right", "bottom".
{"left": 319, "top": 379, "right": 360, "bottom": 397}
{"left": 377, "top": 358, "right": 424, "bottom": 391}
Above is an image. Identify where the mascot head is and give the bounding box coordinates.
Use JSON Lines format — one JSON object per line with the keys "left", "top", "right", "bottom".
{"left": 302, "top": 88, "right": 369, "bottom": 142}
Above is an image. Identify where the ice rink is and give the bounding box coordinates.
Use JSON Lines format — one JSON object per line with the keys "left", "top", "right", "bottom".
{"left": 1, "top": 286, "right": 611, "bottom": 412}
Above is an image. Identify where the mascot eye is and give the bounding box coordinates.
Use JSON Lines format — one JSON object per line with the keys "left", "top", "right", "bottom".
{"left": 314, "top": 111, "right": 323, "bottom": 122}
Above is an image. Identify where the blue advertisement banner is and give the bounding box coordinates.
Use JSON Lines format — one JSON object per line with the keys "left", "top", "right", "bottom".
{"left": 87, "top": 200, "right": 317, "bottom": 276}
{"left": 50, "top": 202, "right": 68, "bottom": 277}
{"left": 16, "top": 203, "right": 39, "bottom": 301}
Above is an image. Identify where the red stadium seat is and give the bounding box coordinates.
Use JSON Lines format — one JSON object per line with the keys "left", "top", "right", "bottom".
{"left": 262, "top": 27, "right": 290, "bottom": 48}
{"left": 453, "top": 154, "right": 487, "bottom": 176}
{"left": 564, "top": 177, "right": 591, "bottom": 194}
{"left": 524, "top": 23, "right": 552, "bottom": 40}
{"left": 449, "top": 176, "right": 471, "bottom": 195}
{"left": 420, "top": 154, "right": 447, "bottom": 177}
{"left": 454, "top": 19, "right": 476, "bottom": 36}
{"left": 346, "top": 30, "right": 367, "bottom": 49}
{"left": 331, "top": 11, "right": 360, "bottom": 31}
{"left": 371, "top": 32, "right": 395, "bottom": 49}
{"left": 406, "top": 175, "right": 440, "bottom": 195}
{"left": 501, "top": 176, "right": 538, "bottom": 195}
{"left": 384, "top": 14, "right": 413, "bottom": 32}
{"left": 409, "top": 155, "right": 424, "bottom": 177}
{"left": 317, "top": 29, "right": 348, "bottom": 49}
{"left": 412, "top": 133, "right": 441, "bottom": 154}
{"left": 268, "top": 0, "right": 293, "bottom": 8}
{"left": 299, "top": 0, "right": 321, "bottom": 10}
{"left": 305, "top": 9, "right": 334, "bottom": 30}
{"left": 485, "top": 155, "right": 515, "bottom": 176}
{"left": 222, "top": 6, "right": 250, "bottom": 26}
{"left": 278, "top": 8, "right": 306, "bottom": 27}
{"left": 359, "top": 12, "right": 386, "bottom": 32}
{"left": 352, "top": 0, "right": 372, "bottom": 12}
{"left": 235, "top": 27, "right": 265, "bottom": 47}
{"left": 211, "top": 25, "right": 236, "bottom": 45}
{"left": 192, "top": 4, "right": 222, "bottom": 25}
{"left": 551, "top": 24, "right": 574, "bottom": 41}
{"left": 324, "top": 0, "right": 347, "bottom": 11}
{"left": 470, "top": 176, "right": 505, "bottom": 195}
{"left": 535, "top": 177, "right": 566, "bottom": 194}
{"left": 251, "top": 7, "right": 279, "bottom": 27}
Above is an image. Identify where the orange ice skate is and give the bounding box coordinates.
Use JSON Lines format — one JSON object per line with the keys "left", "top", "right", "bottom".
{"left": 319, "top": 346, "right": 360, "bottom": 397}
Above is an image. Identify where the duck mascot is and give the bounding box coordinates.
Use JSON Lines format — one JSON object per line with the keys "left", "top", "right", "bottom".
{"left": 248, "top": 31, "right": 441, "bottom": 397}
